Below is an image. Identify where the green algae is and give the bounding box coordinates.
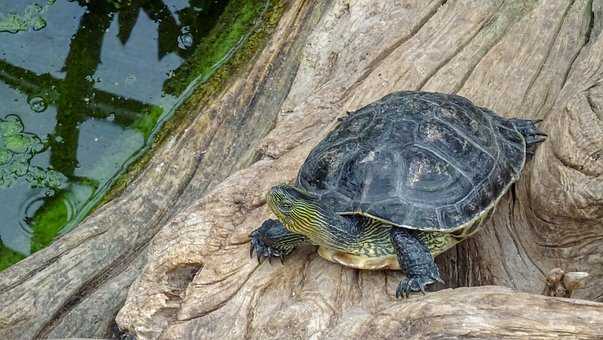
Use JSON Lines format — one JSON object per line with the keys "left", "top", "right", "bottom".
{"left": 0, "top": 0, "right": 222, "bottom": 270}
{"left": 101, "top": 0, "right": 285, "bottom": 204}
{"left": 0, "top": 114, "right": 67, "bottom": 270}
{"left": 164, "top": 0, "right": 271, "bottom": 95}
{"left": 0, "top": 241, "right": 25, "bottom": 271}
{"left": 29, "top": 193, "right": 70, "bottom": 253}
{"left": 0, "top": 115, "right": 66, "bottom": 189}
{"left": 0, "top": 0, "right": 55, "bottom": 33}
{"left": 0, "top": 0, "right": 285, "bottom": 272}
{"left": 132, "top": 106, "right": 165, "bottom": 140}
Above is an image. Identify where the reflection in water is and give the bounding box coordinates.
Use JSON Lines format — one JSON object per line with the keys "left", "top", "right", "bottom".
{"left": 0, "top": 0, "right": 238, "bottom": 268}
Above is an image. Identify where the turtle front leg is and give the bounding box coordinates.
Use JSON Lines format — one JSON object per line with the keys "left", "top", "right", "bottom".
{"left": 250, "top": 219, "right": 307, "bottom": 263}
{"left": 390, "top": 228, "right": 444, "bottom": 298}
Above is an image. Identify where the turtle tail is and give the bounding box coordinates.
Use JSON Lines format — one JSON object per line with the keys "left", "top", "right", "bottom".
{"left": 510, "top": 118, "right": 547, "bottom": 158}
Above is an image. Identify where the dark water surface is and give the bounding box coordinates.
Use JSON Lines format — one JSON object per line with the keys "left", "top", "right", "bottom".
{"left": 0, "top": 0, "right": 263, "bottom": 269}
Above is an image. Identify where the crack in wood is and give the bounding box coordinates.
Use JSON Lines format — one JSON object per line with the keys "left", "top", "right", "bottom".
{"left": 34, "top": 214, "right": 166, "bottom": 339}
{"left": 558, "top": 0, "right": 596, "bottom": 97}
{"left": 584, "top": 0, "right": 596, "bottom": 46}
{"left": 0, "top": 227, "right": 108, "bottom": 294}
{"left": 340, "top": 0, "right": 448, "bottom": 102}
{"left": 454, "top": 1, "right": 536, "bottom": 94}
{"left": 520, "top": 0, "right": 576, "bottom": 109}
{"left": 418, "top": 2, "right": 502, "bottom": 91}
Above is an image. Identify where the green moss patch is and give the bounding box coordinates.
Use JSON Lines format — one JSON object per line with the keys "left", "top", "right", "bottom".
{"left": 102, "top": 0, "right": 285, "bottom": 203}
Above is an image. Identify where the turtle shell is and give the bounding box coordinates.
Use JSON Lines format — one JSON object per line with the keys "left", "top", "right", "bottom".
{"left": 296, "top": 91, "right": 527, "bottom": 231}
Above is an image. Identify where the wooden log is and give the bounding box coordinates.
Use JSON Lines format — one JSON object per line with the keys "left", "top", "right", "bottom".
{"left": 1, "top": 0, "right": 602, "bottom": 339}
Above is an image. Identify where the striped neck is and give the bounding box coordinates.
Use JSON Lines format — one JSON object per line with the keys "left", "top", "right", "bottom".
{"left": 266, "top": 184, "right": 354, "bottom": 246}
{"left": 281, "top": 202, "right": 332, "bottom": 234}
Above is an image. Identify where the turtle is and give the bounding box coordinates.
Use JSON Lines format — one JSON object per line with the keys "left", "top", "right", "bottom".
{"left": 250, "top": 91, "right": 546, "bottom": 298}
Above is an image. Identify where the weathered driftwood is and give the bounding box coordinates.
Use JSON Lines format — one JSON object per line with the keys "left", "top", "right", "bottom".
{"left": 1, "top": 0, "right": 603, "bottom": 339}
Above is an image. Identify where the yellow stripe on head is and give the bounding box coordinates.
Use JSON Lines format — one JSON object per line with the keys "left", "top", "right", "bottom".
{"left": 267, "top": 184, "right": 326, "bottom": 234}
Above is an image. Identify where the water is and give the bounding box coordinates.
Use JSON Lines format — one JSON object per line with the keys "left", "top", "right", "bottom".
{"left": 0, "top": 0, "right": 264, "bottom": 269}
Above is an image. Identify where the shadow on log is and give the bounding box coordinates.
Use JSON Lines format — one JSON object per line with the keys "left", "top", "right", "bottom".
{"left": 1, "top": 0, "right": 603, "bottom": 339}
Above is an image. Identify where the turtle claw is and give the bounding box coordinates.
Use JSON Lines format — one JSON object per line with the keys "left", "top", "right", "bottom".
{"left": 396, "top": 276, "right": 438, "bottom": 299}
{"left": 395, "top": 269, "right": 444, "bottom": 299}
{"left": 250, "top": 230, "right": 286, "bottom": 264}
{"left": 433, "top": 275, "right": 445, "bottom": 285}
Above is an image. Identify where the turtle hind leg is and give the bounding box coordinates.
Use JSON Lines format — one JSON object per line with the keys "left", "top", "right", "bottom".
{"left": 250, "top": 219, "right": 308, "bottom": 264}
{"left": 510, "top": 118, "right": 547, "bottom": 157}
{"left": 390, "top": 228, "right": 444, "bottom": 298}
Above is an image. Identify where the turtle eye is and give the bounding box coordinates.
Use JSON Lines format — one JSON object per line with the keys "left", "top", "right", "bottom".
{"left": 280, "top": 201, "right": 294, "bottom": 212}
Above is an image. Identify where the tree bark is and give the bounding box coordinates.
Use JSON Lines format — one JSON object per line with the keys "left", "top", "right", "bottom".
{"left": 1, "top": 0, "right": 602, "bottom": 339}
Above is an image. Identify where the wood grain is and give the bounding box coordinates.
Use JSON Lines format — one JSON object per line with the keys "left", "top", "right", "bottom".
{"left": 0, "top": 0, "right": 602, "bottom": 339}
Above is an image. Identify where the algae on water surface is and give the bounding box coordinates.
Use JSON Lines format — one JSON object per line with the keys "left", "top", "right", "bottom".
{"left": 0, "top": 0, "right": 271, "bottom": 270}
{"left": 0, "top": 0, "right": 55, "bottom": 33}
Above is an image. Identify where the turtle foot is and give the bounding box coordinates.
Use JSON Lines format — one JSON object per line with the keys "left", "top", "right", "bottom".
{"left": 510, "top": 118, "right": 547, "bottom": 157}
{"left": 250, "top": 230, "right": 286, "bottom": 264}
{"left": 390, "top": 228, "right": 444, "bottom": 299}
{"left": 249, "top": 219, "right": 308, "bottom": 265}
{"left": 395, "top": 269, "right": 444, "bottom": 299}
{"left": 250, "top": 219, "right": 295, "bottom": 264}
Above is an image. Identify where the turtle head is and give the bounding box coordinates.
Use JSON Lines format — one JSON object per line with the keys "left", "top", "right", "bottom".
{"left": 267, "top": 184, "right": 326, "bottom": 233}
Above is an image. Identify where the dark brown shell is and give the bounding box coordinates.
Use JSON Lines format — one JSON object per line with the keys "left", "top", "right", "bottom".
{"left": 296, "top": 91, "right": 526, "bottom": 231}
